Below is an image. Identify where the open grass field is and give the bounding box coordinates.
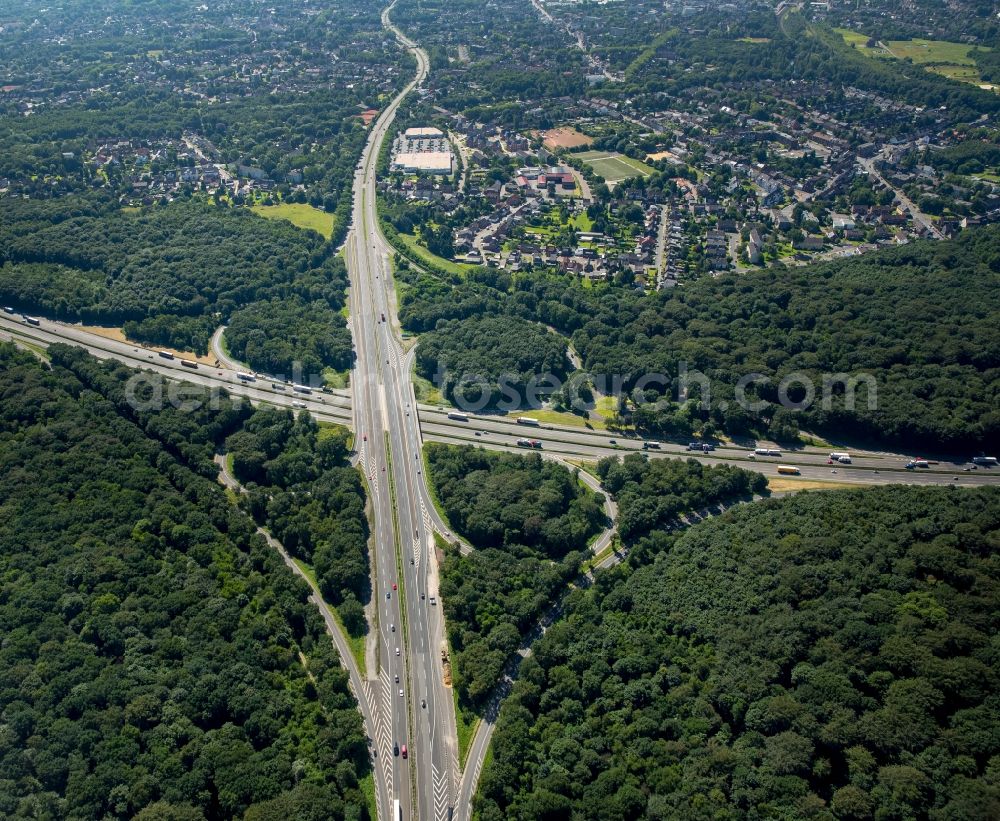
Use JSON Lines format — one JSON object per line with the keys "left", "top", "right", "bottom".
{"left": 767, "top": 477, "right": 862, "bottom": 493}
{"left": 884, "top": 38, "right": 978, "bottom": 65}
{"left": 251, "top": 202, "right": 335, "bottom": 239}
{"left": 504, "top": 407, "right": 608, "bottom": 430}
{"left": 928, "top": 64, "right": 984, "bottom": 84}
{"left": 834, "top": 28, "right": 888, "bottom": 57}
{"left": 397, "top": 231, "right": 477, "bottom": 276}
{"left": 576, "top": 150, "right": 657, "bottom": 183}
{"left": 836, "top": 28, "right": 993, "bottom": 89}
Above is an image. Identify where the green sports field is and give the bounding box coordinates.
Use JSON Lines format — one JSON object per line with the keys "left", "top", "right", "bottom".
{"left": 576, "top": 151, "right": 657, "bottom": 183}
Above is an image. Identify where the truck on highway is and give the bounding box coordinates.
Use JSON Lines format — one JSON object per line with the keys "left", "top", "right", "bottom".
{"left": 829, "top": 452, "right": 851, "bottom": 463}
{"left": 972, "top": 456, "right": 998, "bottom": 466}
{"left": 642, "top": 441, "right": 662, "bottom": 450}
{"left": 292, "top": 384, "right": 312, "bottom": 394}
{"left": 180, "top": 359, "right": 198, "bottom": 369}
{"left": 905, "top": 459, "right": 930, "bottom": 469}
{"left": 158, "top": 350, "right": 174, "bottom": 360}
{"left": 447, "top": 411, "right": 469, "bottom": 422}
{"left": 24, "top": 316, "right": 40, "bottom": 326}
{"left": 292, "top": 400, "right": 307, "bottom": 409}
{"left": 2, "top": 306, "right": 13, "bottom": 314}
{"left": 516, "top": 438, "right": 533, "bottom": 447}
{"left": 754, "top": 447, "right": 782, "bottom": 457}
{"left": 236, "top": 372, "right": 256, "bottom": 382}
{"left": 777, "top": 465, "right": 801, "bottom": 475}
{"left": 516, "top": 416, "right": 540, "bottom": 426}
{"left": 394, "top": 799, "right": 401, "bottom": 821}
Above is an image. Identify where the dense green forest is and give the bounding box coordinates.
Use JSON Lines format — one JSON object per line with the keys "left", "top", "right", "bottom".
{"left": 427, "top": 443, "right": 603, "bottom": 705}
{"left": 225, "top": 298, "right": 354, "bottom": 378}
{"left": 414, "top": 316, "right": 570, "bottom": 409}
{"left": 400, "top": 227, "right": 1000, "bottom": 450}
{"left": 442, "top": 545, "right": 582, "bottom": 708}
{"left": 430, "top": 445, "right": 763, "bottom": 710}
{"left": 0, "top": 344, "right": 370, "bottom": 819}
{"left": 476, "top": 485, "right": 1000, "bottom": 820}
{"left": 0, "top": 197, "right": 353, "bottom": 376}
{"left": 426, "top": 443, "right": 606, "bottom": 560}
{"left": 226, "top": 409, "right": 370, "bottom": 637}
{"left": 596, "top": 454, "right": 767, "bottom": 544}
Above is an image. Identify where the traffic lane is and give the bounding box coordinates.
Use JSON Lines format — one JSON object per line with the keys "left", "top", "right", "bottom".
{"left": 1, "top": 317, "right": 354, "bottom": 413}
{"left": 417, "top": 416, "right": 990, "bottom": 476}
{"left": 370, "top": 195, "right": 450, "bottom": 812}
{"left": 0, "top": 315, "right": 353, "bottom": 398}
{"left": 355, "top": 342, "right": 410, "bottom": 809}
{"left": 6, "top": 321, "right": 356, "bottom": 423}
{"left": 416, "top": 404, "right": 986, "bottom": 470}
{"left": 350, "top": 234, "right": 415, "bottom": 816}
{"left": 420, "top": 428, "right": 1000, "bottom": 488}
{"left": 385, "top": 340, "right": 442, "bottom": 818}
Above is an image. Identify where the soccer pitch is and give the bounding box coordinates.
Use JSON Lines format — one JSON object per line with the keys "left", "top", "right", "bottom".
{"left": 577, "top": 151, "right": 656, "bottom": 183}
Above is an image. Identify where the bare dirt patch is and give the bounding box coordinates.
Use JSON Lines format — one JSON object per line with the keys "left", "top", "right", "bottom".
{"left": 540, "top": 126, "right": 594, "bottom": 150}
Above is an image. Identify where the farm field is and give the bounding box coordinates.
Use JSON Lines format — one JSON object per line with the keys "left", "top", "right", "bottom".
{"left": 576, "top": 150, "right": 657, "bottom": 183}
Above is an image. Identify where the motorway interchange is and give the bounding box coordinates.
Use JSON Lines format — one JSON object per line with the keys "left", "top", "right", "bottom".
{"left": 5, "top": 291, "right": 1000, "bottom": 821}
{"left": 2, "top": 9, "right": 999, "bottom": 821}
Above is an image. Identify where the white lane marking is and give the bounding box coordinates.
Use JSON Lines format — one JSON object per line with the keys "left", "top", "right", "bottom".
{"left": 432, "top": 762, "right": 450, "bottom": 820}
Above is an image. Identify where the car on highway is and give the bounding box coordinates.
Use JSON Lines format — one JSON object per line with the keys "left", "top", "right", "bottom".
{"left": 429, "top": 596, "right": 436, "bottom": 605}
{"left": 391, "top": 623, "right": 395, "bottom": 632}
{"left": 401, "top": 745, "right": 407, "bottom": 759}
{"left": 421, "top": 699, "right": 426, "bottom": 708}
{"left": 392, "top": 582, "right": 397, "bottom": 590}
{"left": 399, "top": 689, "right": 404, "bottom": 697}
{"left": 393, "top": 743, "right": 399, "bottom": 757}
{"left": 395, "top": 646, "right": 400, "bottom": 656}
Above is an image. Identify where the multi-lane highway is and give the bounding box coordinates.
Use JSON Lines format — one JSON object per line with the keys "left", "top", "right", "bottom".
{"left": 14, "top": 311, "right": 997, "bottom": 492}
{"left": 342, "top": 7, "right": 459, "bottom": 821}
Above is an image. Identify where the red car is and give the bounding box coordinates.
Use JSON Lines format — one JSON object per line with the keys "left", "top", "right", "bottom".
{"left": 392, "top": 582, "right": 397, "bottom": 591}
{"left": 401, "top": 745, "right": 407, "bottom": 759}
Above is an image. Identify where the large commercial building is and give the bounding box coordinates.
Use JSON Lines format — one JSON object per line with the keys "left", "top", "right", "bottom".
{"left": 391, "top": 126, "right": 454, "bottom": 176}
